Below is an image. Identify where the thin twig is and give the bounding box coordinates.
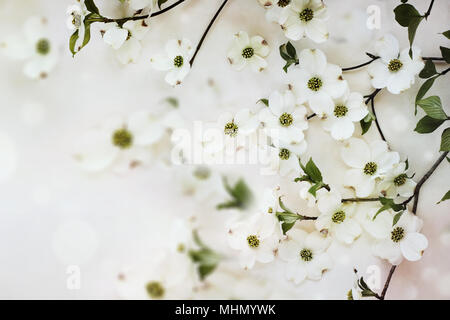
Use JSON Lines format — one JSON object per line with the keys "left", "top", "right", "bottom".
{"left": 190, "top": 0, "right": 229, "bottom": 66}
{"left": 380, "top": 265, "right": 397, "bottom": 300}
{"left": 341, "top": 198, "right": 379, "bottom": 203}
{"left": 364, "top": 89, "right": 385, "bottom": 141}
{"left": 342, "top": 54, "right": 379, "bottom": 72}
{"left": 424, "top": 0, "right": 435, "bottom": 19}
{"left": 410, "top": 151, "right": 449, "bottom": 214}
{"left": 103, "top": 0, "right": 186, "bottom": 24}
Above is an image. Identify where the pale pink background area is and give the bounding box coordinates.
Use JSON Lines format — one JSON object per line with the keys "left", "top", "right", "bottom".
{"left": 0, "top": 0, "right": 449, "bottom": 299}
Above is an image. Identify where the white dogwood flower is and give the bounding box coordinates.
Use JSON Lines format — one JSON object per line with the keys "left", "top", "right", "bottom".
{"left": 279, "top": 229, "right": 332, "bottom": 284}
{"left": 227, "top": 31, "right": 270, "bottom": 72}
{"left": 75, "top": 109, "right": 171, "bottom": 172}
{"left": 378, "top": 162, "right": 416, "bottom": 198}
{"left": 202, "top": 108, "right": 260, "bottom": 158}
{"left": 1, "top": 16, "right": 58, "bottom": 79}
{"left": 265, "top": 0, "right": 292, "bottom": 24}
{"left": 259, "top": 90, "right": 308, "bottom": 144}
{"left": 116, "top": 253, "right": 195, "bottom": 299}
{"left": 287, "top": 49, "right": 348, "bottom": 117}
{"left": 150, "top": 38, "right": 194, "bottom": 86}
{"left": 259, "top": 140, "right": 305, "bottom": 176}
{"left": 368, "top": 34, "right": 424, "bottom": 94}
{"left": 341, "top": 138, "right": 400, "bottom": 197}
{"left": 227, "top": 212, "right": 281, "bottom": 269}
{"left": 322, "top": 92, "right": 368, "bottom": 140}
{"left": 372, "top": 211, "right": 428, "bottom": 265}
{"left": 280, "top": 0, "right": 329, "bottom": 43}
{"left": 315, "top": 190, "right": 362, "bottom": 244}
{"left": 103, "top": 20, "right": 150, "bottom": 64}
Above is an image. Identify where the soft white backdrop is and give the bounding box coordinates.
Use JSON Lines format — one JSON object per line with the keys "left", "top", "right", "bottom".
{"left": 0, "top": 0, "right": 449, "bottom": 299}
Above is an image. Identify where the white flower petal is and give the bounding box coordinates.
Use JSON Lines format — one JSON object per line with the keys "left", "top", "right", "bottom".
{"left": 400, "top": 232, "right": 428, "bottom": 261}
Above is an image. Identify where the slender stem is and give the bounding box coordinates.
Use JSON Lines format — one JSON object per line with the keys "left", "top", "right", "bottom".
{"left": 103, "top": 0, "right": 186, "bottom": 24}
{"left": 190, "top": 0, "right": 229, "bottom": 66}
{"left": 379, "top": 266, "right": 397, "bottom": 300}
{"left": 410, "top": 151, "right": 449, "bottom": 214}
{"left": 299, "top": 215, "right": 317, "bottom": 221}
{"left": 364, "top": 89, "right": 386, "bottom": 141}
{"left": 423, "top": 57, "right": 445, "bottom": 61}
{"left": 341, "top": 198, "right": 379, "bottom": 203}
{"left": 424, "top": 0, "right": 435, "bottom": 19}
{"left": 441, "top": 67, "right": 450, "bottom": 75}
{"left": 342, "top": 55, "right": 379, "bottom": 72}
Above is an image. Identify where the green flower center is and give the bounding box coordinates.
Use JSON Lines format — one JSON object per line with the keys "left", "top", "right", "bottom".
{"left": 391, "top": 227, "right": 405, "bottom": 243}
{"left": 363, "top": 162, "right": 377, "bottom": 175}
{"left": 299, "top": 8, "right": 314, "bottom": 22}
{"left": 277, "top": 0, "right": 291, "bottom": 7}
{"left": 193, "top": 166, "right": 211, "bottom": 180}
{"left": 36, "top": 38, "right": 50, "bottom": 55}
{"left": 393, "top": 173, "right": 407, "bottom": 186}
{"left": 174, "top": 55, "right": 184, "bottom": 68}
{"left": 112, "top": 128, "right": 133, "bottom": 149}
{"left": 332, "top": 210, "right": 346, "bottom": 223}
{"left": 278, "top": 148, "right": 290, "bottom": 160}
{"left": 224, "top": 122, "right": 238, "bottom": 137}
{"left": 279, "top": 112, "right": 293, "bottom": 127}
{"left": 299, "top": 248, "right": 313, "bottom": 262}
{"left": 334, "top": 105, "right": 348, "bottom": 118}
{"left": 242, "top": 47, "right": 254, "bottom": 59}
{"left": 388, "top": 59, "right": 403, "bottom": 72}
{"left": 146, "top": 281, "right": 165, "bottom": 299}
{"left": 307, "top": 77, "right": 323, "bottom": 91}
{"left": 247, "top": 235, "right": 260, "bottom": 248}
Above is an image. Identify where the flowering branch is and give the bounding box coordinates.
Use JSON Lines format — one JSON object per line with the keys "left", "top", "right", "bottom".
{"left": 189, "top": 0, "right": 230, "bottom": 66}
{"left": 102, "top": 0, "right": 187, "bottom": 25}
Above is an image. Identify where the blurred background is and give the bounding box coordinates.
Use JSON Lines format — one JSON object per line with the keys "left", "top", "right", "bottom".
{"left": 0, "top": 0, "right": 449, "bottom": 299}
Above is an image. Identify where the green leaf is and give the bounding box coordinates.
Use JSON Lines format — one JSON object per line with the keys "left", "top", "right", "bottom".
{"left": 440, "top": 128, "right": 450, "bottom": 151}
{"left": 158, "top": 0, "right": 169, "bottom": 9}
{"left": 258, "top": 98, "right": 269, "bottom": 106}
{"left": 414, "top": 116, "right": 445, "bottom": 133}
{"left": 276, "top": 211, "right": 300, "bottom": 234}
{"left": 407, "top": 17, "right": 423, "bottom": 57}
{"left": 69, "top": 30, "right": 79, "bottom": 57}
{"left": 217, "top": 177, "right": 253, "bottom": 210}
{"left": 419, "top": 60, "right": 437, "bottom": 79}
{"left": 440, "top": 46, "right": 450, "bottom": 64}
{"left": 308, "top": 182, "right": 324, "bottom": 197}
{"left": 279, "top": 42, "right": 298, "bottom": 73}
{"left": 443, "top": 30, "right": 450, "bottom": 39}
{"left": 417, "top": 96, "right": 447, "bottom": 120}
{"left": 393, "top": 211, "right": 403, "bottom": 226}
{"left": 165, "top": 97, "right": 179, "bottom": 108}
{"left": 373, "top": 197, "right": 404, "bottom": 220}
{"left": 415, "top": 75, "right": 440, "bottom": 113}
{"left": 360, "top": 112, "right": 375, "bottom": 135}
{"left": 189, "top": 231, "right": 221, "bottom": 280}
{"left": 394, "top": 4, "right": 421, "bottom": 27}
{"left": 304, "top": 158, "right": 322, "bottom": 183}
{"left": 437, "top": 190, "right": 450, "bottom": 204}
{"left": 85, "top": 0, "right": 100, "bottom": 14}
